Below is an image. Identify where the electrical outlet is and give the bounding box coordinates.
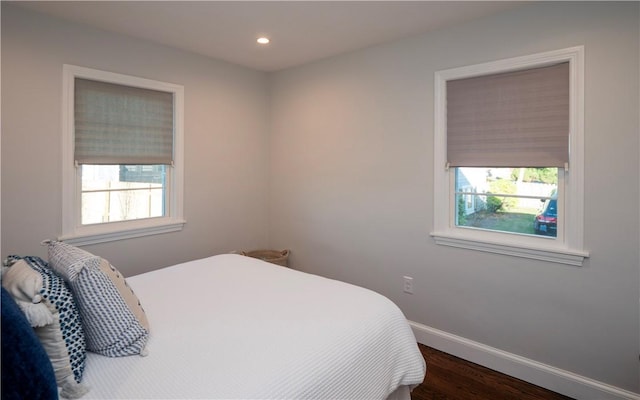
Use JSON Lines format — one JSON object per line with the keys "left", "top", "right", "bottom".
{"left": 403, "top": 276, "right": 414, "bottom": 294}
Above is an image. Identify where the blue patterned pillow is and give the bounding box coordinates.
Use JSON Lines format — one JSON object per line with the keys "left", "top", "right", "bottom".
{"left": 3, "top": 255, "right": 89, "bottom": 398}
{"left": 46, "top": 241, "right": 149, "bottom": 357}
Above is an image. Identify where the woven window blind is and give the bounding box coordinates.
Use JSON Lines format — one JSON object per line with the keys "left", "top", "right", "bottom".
{"left": 446, "top": 62, "right": 569, "bottom": 168}
{"left": 74, "top": 78, "right": 174, "bottom": 165}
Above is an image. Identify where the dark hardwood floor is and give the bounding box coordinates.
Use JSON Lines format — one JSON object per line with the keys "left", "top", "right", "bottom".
{"left": 411, "top": 344, "right": 574, "bottom": 400}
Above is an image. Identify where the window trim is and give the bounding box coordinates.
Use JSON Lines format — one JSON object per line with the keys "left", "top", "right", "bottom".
{"left": 431, "top": 47, "right": 588, "bottom": 266}
{"left": 61, "top": 65, "right": 185, "bottom": 246}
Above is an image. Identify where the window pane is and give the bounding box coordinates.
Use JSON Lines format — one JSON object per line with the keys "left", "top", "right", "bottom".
{"left": 455, "top": 167, "right": 558, "bottom": 237}
{"left": 81, "top": 165, "right": 166, "bottom": 225}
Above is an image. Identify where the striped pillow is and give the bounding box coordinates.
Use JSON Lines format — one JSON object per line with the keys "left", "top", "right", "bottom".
{"left": 45, "top": 241, "right": 149, "bottom": 357}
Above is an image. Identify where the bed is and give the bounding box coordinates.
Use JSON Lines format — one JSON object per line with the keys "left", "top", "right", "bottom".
{"left": 3, "top": 251, "right": 426, "bottom": 399}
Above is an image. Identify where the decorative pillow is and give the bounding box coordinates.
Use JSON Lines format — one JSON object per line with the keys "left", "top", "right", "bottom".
{"left": 2, "top": 256, "right": 89, "bottom": 399}
{"left": 1, "top": 286, "right": 58, "bottom": 400}
{"left": 97, "top": 258, "right": 150, "bottom": 332}
{"left": 45, "top": 240, "right": 149, "bottom": 357}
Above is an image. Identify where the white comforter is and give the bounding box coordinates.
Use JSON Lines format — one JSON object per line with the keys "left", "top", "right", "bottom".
{"left": 81, "top": 254, "right": 425, "bottom": 399}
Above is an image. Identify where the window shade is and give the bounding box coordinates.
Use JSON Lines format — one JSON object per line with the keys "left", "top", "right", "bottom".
{"left": 74, "top": 78, "right": 174, "bottom": 165}
{"left": 446, "top": 62, "right": 569, "bottom": 168}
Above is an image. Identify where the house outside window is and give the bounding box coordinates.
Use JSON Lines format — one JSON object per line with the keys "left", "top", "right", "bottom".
{"left": 432, "top": 47, "right": 588, "bottom": 266}
{"left": 62, "top": 65, "right": 185, "bottom": 245}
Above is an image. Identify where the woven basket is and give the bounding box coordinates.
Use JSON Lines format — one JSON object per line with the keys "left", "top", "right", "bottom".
{"left": 244, "top": 249, "right": 290, "bottom": 267}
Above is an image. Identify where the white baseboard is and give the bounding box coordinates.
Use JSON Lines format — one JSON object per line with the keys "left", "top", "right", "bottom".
{"left": 409, "top": 320, "right": 640, "bottom": 400}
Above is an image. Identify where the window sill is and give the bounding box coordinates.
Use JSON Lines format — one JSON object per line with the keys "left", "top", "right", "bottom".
{"left": 430, "top": 232, "right": 588, "bottom": 266}
{"left": 59, "top": 218, "right": 186, "bottom": 246}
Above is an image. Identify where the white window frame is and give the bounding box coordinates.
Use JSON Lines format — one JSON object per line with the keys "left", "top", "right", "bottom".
{"left": 61, "top": 65, "right": 185, "bottom": 246}
{"left": 431, "top": 47, "right": 589, "bottom": 266}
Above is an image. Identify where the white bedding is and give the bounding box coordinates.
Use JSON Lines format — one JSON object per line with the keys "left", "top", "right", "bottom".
{"left": 81, "top": 254, "right": 425, "bottom": 399}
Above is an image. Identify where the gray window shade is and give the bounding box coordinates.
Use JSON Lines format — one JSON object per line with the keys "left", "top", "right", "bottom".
{"left": 447, "top": 62, "right": 569, "bottom": 168}
{"left": 74, "top": 78, "right": 174, "bottom": 165}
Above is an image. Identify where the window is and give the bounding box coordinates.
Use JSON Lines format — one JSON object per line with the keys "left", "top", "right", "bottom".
{"left": 455, "top": 167, "right": 558, "bottom": 237}
{"left": 432, "top": 47, "right": 588, "bottom": 265}
{"left": 62, "top": 65, "right": 185, "bottom": 245}
{"left": 80, "top": 165, "right": 166, "bottom": 225}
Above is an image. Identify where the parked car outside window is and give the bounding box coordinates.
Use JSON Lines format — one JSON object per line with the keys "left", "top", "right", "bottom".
{"left": 534, "top": 198, "right": 557, "bottom": 236}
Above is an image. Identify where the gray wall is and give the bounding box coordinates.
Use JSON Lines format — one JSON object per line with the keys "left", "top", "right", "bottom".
{"left": 268, "top": 2, "right": 639, "bottom": 393}
{"left": 1, "top": 5, "right": 270, "bottom": 276}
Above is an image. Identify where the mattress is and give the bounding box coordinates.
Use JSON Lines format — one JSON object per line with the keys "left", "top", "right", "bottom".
{"left": 81, "top": 254, "right": 426, "bottom": 399}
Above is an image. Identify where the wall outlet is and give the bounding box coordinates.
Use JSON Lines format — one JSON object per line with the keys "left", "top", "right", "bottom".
{"left": 403, "top": 276, "right": 414, "bottom": 294}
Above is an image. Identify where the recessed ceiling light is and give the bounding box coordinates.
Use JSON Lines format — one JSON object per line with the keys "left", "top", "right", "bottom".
{"left": 257, "top": 37, "right": 270, "bottom": 45}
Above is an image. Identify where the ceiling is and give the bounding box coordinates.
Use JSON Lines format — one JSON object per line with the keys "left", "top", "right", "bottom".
{"left": 14, "top": 1, "right": 524, "bottom": 72}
